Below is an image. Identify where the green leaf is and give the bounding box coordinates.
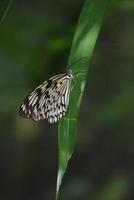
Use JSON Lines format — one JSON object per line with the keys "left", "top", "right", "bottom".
{"left": 56, "top": 0, "right": 112, "bottom": 199}
{"left": 0, "top": 0, "right": 12, "bottom": 23}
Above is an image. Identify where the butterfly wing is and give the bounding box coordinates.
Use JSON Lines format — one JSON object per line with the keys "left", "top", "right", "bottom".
{"left": 19, "top": 73, "right": 72, "bottom": 123}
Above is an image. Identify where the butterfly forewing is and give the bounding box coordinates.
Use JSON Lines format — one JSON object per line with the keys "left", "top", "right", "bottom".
{"left": 19, "top": 69, "right": 73, "bottom": 123}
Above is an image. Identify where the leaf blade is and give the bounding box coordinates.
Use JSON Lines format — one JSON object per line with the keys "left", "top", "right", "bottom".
{"left": 0, "top": 0, "right": 12, "bottom": 23}
{"left": 56, "top": 0, "right": 112, "bottom": 199}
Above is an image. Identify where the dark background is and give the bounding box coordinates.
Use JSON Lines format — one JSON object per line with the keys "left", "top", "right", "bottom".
{"left": 0, "top": 0, "right": 134, "bottom": 200}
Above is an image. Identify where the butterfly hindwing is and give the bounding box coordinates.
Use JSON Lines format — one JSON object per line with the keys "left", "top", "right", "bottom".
{"left": 19, "top": 69, "right": 73, "bottom": 123}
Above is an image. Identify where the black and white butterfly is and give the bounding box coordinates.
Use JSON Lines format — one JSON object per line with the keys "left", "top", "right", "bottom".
{"left": 19, "top": 68, "right": 73, "bottom": 123}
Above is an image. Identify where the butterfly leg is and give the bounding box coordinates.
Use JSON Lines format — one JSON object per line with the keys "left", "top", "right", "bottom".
{"left": 71, "top": 79, "right": 85, "bottom": 94}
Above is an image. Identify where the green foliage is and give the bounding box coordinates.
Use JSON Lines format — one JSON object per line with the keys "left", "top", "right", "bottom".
{"left": 56, "top": 0, "right": 112, "bottom": 199}
{"left": 0, "top": 0, "right": 134, "bottom": 200}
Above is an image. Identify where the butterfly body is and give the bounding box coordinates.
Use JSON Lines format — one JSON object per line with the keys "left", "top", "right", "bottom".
{"left": 19, "top": 68, "right": 73, "bottom": 123}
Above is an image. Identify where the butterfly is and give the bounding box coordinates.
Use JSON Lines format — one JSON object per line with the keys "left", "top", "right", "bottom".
{"left": 19, "top": 68, "right": 73, "bottom": 123}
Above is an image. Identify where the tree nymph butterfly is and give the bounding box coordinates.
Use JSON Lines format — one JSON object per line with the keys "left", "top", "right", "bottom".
{"left": 19, "top": 68, "right": 73, "bottom": 123}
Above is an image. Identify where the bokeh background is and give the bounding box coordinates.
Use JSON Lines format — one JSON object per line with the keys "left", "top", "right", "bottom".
{"left": 0, "top": 0, "right": 134, "bottom": 200}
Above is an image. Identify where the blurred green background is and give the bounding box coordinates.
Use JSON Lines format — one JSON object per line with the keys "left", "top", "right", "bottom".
{"left": 0, "top": 0, "right": 134, "bottom": 200}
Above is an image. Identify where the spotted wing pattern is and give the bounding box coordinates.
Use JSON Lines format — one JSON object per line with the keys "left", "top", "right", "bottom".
{"left": 19, "top": 69, "right": 73, "bottom": 123}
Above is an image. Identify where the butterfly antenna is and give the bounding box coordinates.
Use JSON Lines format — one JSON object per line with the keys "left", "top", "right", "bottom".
{"left": 64, "top": 51, "right": 67, "bottom": 59}
{"left": 70, "top": 57, "right": 88, "bottom": 66}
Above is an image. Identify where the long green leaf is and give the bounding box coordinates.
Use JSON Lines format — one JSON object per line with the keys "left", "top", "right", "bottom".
{"left": 56, "top": 0, "right": 112, "bottom": 199}
{"left": 0, "top": 0, "right": 12, "bottom": 23}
